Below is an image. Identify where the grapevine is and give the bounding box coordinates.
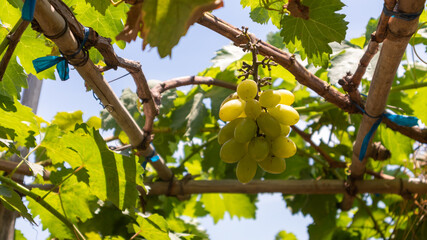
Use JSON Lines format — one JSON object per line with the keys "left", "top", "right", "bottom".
{"left": 217, "top": 28, "right": 300, "bottom": 183}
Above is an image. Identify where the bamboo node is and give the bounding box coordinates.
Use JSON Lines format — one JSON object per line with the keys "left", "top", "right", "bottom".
{"left": 105, "top": 104, "right": 114, "bottom": 113}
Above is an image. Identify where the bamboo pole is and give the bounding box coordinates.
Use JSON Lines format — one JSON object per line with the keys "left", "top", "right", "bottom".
{"left": 342, "top": 0, "right": 426, "bottom": 211}
{"left": 28, "top": 179, "right": 427, "bottom": 195}
{"left": 32, "top": 0, "right": 173, "bottom": 181}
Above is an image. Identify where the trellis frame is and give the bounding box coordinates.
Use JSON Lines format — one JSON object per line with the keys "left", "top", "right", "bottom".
{"left": 1, "top": 0, "right": 426, "bottom": 212}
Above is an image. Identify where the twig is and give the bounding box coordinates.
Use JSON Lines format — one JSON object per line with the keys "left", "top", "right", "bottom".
{"left": 291, "top": 126, "right": 347, "bottom": 168}
{"left": 355, "top": 196, "right": 387, "bottom": 239}
{"left": 0, "top": 20, "right": 30, "bottom": 81}
{"left": 338, "top": 0, "right": 397, "bottom": 105}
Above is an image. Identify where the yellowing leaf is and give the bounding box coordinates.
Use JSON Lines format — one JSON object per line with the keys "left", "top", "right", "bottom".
{"left": 117, "top": 0, "right": 224, "bottom": 57}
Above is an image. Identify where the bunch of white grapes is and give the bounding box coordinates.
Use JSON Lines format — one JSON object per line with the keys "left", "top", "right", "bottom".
{"left": 218, "top": 79, "right": 299, "bottom": 183}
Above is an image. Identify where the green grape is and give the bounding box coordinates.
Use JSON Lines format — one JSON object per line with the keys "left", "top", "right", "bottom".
{"left": 237, "top": 80, "right": 258, "bottom": 101}
{"left": 245, "top": 99, "right": 262, "bottom": 119}
{"left": 259, "top": 89, "right": 281, "bottom": 108}
{"left": 236, "top": 154, "right": 257, "bottom": 183}
{"left": 256, "top": 112, "right": 281, "bottom": 138}
{"left": 271, "top": 136, "right": 296, "bottom": 158}
{"left": 258, "top": 155, "right": 286, "bottom": 174}
{"left": 277, "top": 89, "right": 295, "bottom": 105}
{"left": 280, "top": 124, "right": 291, "bottom": 136}
{"left": 220, "top": 92, "right": 238, "bottom": 108}
{"left": 218, "top": 118, "right": 243, "bottom": 145}
{"left": 268, "top": 104, "right": 300, "bottom": 126}
{"left": 234, "top": 118, "right": 257, "bottom": 143}
{"left": 248, "top": 136, "right": 270, "bottom": 162}
{"left": 220, "top": 139, "right": 247, "bottom": 163}
{"left": 219, "top": 99, "right": 245, "bottom": 122}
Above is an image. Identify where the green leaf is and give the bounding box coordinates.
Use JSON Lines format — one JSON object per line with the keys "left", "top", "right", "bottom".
{"left": 200, "top": 193, "right": 226, "bottom": 223}
{"left": 52, "top": 111, "right": 84, "bottom": 132}
{"left": 40, "top": 125, "right": 82, "bottom": 166}
{"left": 16, "top": 28, "right": 55, "bottom": 80}
{"left": 211, "top": 45, "right": 246, "bottom": 71}
{"left": 0, "top": 58, "right": 27, "bottom": 100}
{"left": 27, "top": 189, "right": 74, "bottom": 238}
{"left": 280, "top": 0, "right": 348, "bottom": 67}
{"left": 183, "top": 92, "right": 207, "bottom": 138}
{"left": 61, "top": 126, "right": 142, "bottom": 210}
{"left": 328, "top": 41, "right": 378, "bottom": 84}
{"left": 267, "top": 32, "right": 286, "bottom": 49}
{"left": 0, "top": 99, "right": 39, "bottom": 148}
{"left": 275, "top": 230, "right": 298, "bottom": 240}
{"left": 250, "top": 7, "right": 270, "bottom": 24}
{"left": 380, "top": 126, "right": 413, "bottom": 166}
{"left": 412, "top": 87, "right": 427, "bottom": 125}
{"left": 0, "top": 185, "right": 13, "bottom": 197}
{"left": 120, "top": 0, "right": 223, "bottom": 57}
{"left": 132, "top": 214, "right": 170, "bottom": 240}
{"left": 240, "top": 0, "right": 283, "bottom": 28}
{"left": 222, "top": 194, "right": 256, "bottom": 219}
{"left": 0, "top": 186, "right": 35, "bottom": 224}
{"left": 84, "top": 0, "right": 110, "bottom": 15}
{"left": 349, "top": 36, "right": 365, "bottom": 49}
{"left": 14, "top": 229, "right": 27, "bottom": 240}
{"left": 70, "top": 0, "right": 128, "bottom": 49}
{"left": 28, "top": 176, "right": 96, "bottom": 232}
{"left": 201, "top": 193, "right": 256, "bottom": 223}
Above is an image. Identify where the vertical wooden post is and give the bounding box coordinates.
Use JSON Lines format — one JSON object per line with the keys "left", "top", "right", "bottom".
{"left": 0, "top": 75, "right": 43, "bottom": 239}
{"left": 341, "top": 0, "right": 426, "bottom": 211}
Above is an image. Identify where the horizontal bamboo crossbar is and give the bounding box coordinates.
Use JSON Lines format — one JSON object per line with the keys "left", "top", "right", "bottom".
{"left": 144, "top": 179, "right": 427, "bottom": 195}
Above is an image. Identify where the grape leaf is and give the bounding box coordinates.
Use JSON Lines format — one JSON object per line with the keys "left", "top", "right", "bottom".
{"left": 84, "top": 0, "right": 110, "bottom": 15}
{"left": 201, "top": 193, "right": 256, "bottom": 223}
{"left": 328, "top": 41, "right": 379, "bottom": 84}
{"left": 211, "top": 45, "right": 246, "bottom": 71}
{"left": 0, "top": 0, "right": 54, "bottom": 79}
{"left": 70, "top": 0, "right": 128, "bottom": 49}
{"left": 0, "top": 186, "right": 35, "bottom": 224}
{"left": 40, "top": 125, "right": 82, "bottom": 166}
{"left": 412, "top": 87, "right": 427, "bottom": 125}
{"left": 0, "top": 56, "right": 27, "bottom": 101}
{"left": 380, "top": 126, "right": 413, "bottom": 166}
{"left": 250, "top": 7, "right": 270, "bottom": 24}
{"left": 14, "top": 229, "right": 26, "bottom": 240}
{"left": 240, "top": 0, "right": 283, "bottom": 28}
{"left": 52, "top": 111, "right": 84, "bottom": 132}
{"left": 222, "top": 194, "right": 256, "bottom": 219}
{"left": 60, "top": 125, "right": 142, "bottom": 210}
{"left": 0, "top": 99, "right": 39, "bottom": 148}
{"left": 200, "top": 193, "right": 226, "bottom": 223}
{"left": 183, "top": 92, "right": 207, "bottom": 138}
{"left": 117, "top": 0, "right": 224, "bottom": 57}
{"left": 280, "top": 0, "right": 348, "bottom": 67}
{"left": 132, "top": 214, "right": 170, "bottom": 240}
{"left": 27, "top": 189, "right": 74, "bottom": 238}
{"left": 275, "top": 230, "right": 298, "bottom": 240}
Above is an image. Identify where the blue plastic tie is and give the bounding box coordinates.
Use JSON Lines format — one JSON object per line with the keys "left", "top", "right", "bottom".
{"left": 142, "top": 147, "right": 159, "bottom": 170}
{"left": 383, "top": 4, "right": 423, "bottom": 21}
{"left": 32, "top": 27, "right": 90, "bottom": 81}
{"left": 22, "top": 0, "right": 36, "bottom": 21}
{"left": 354, "top": 97, "right": 419, "bottom": 161}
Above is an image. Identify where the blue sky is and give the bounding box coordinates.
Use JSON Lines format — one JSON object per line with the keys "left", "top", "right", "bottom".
{"left": 16, "top": 1, "right": 385, "bottom": 239}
